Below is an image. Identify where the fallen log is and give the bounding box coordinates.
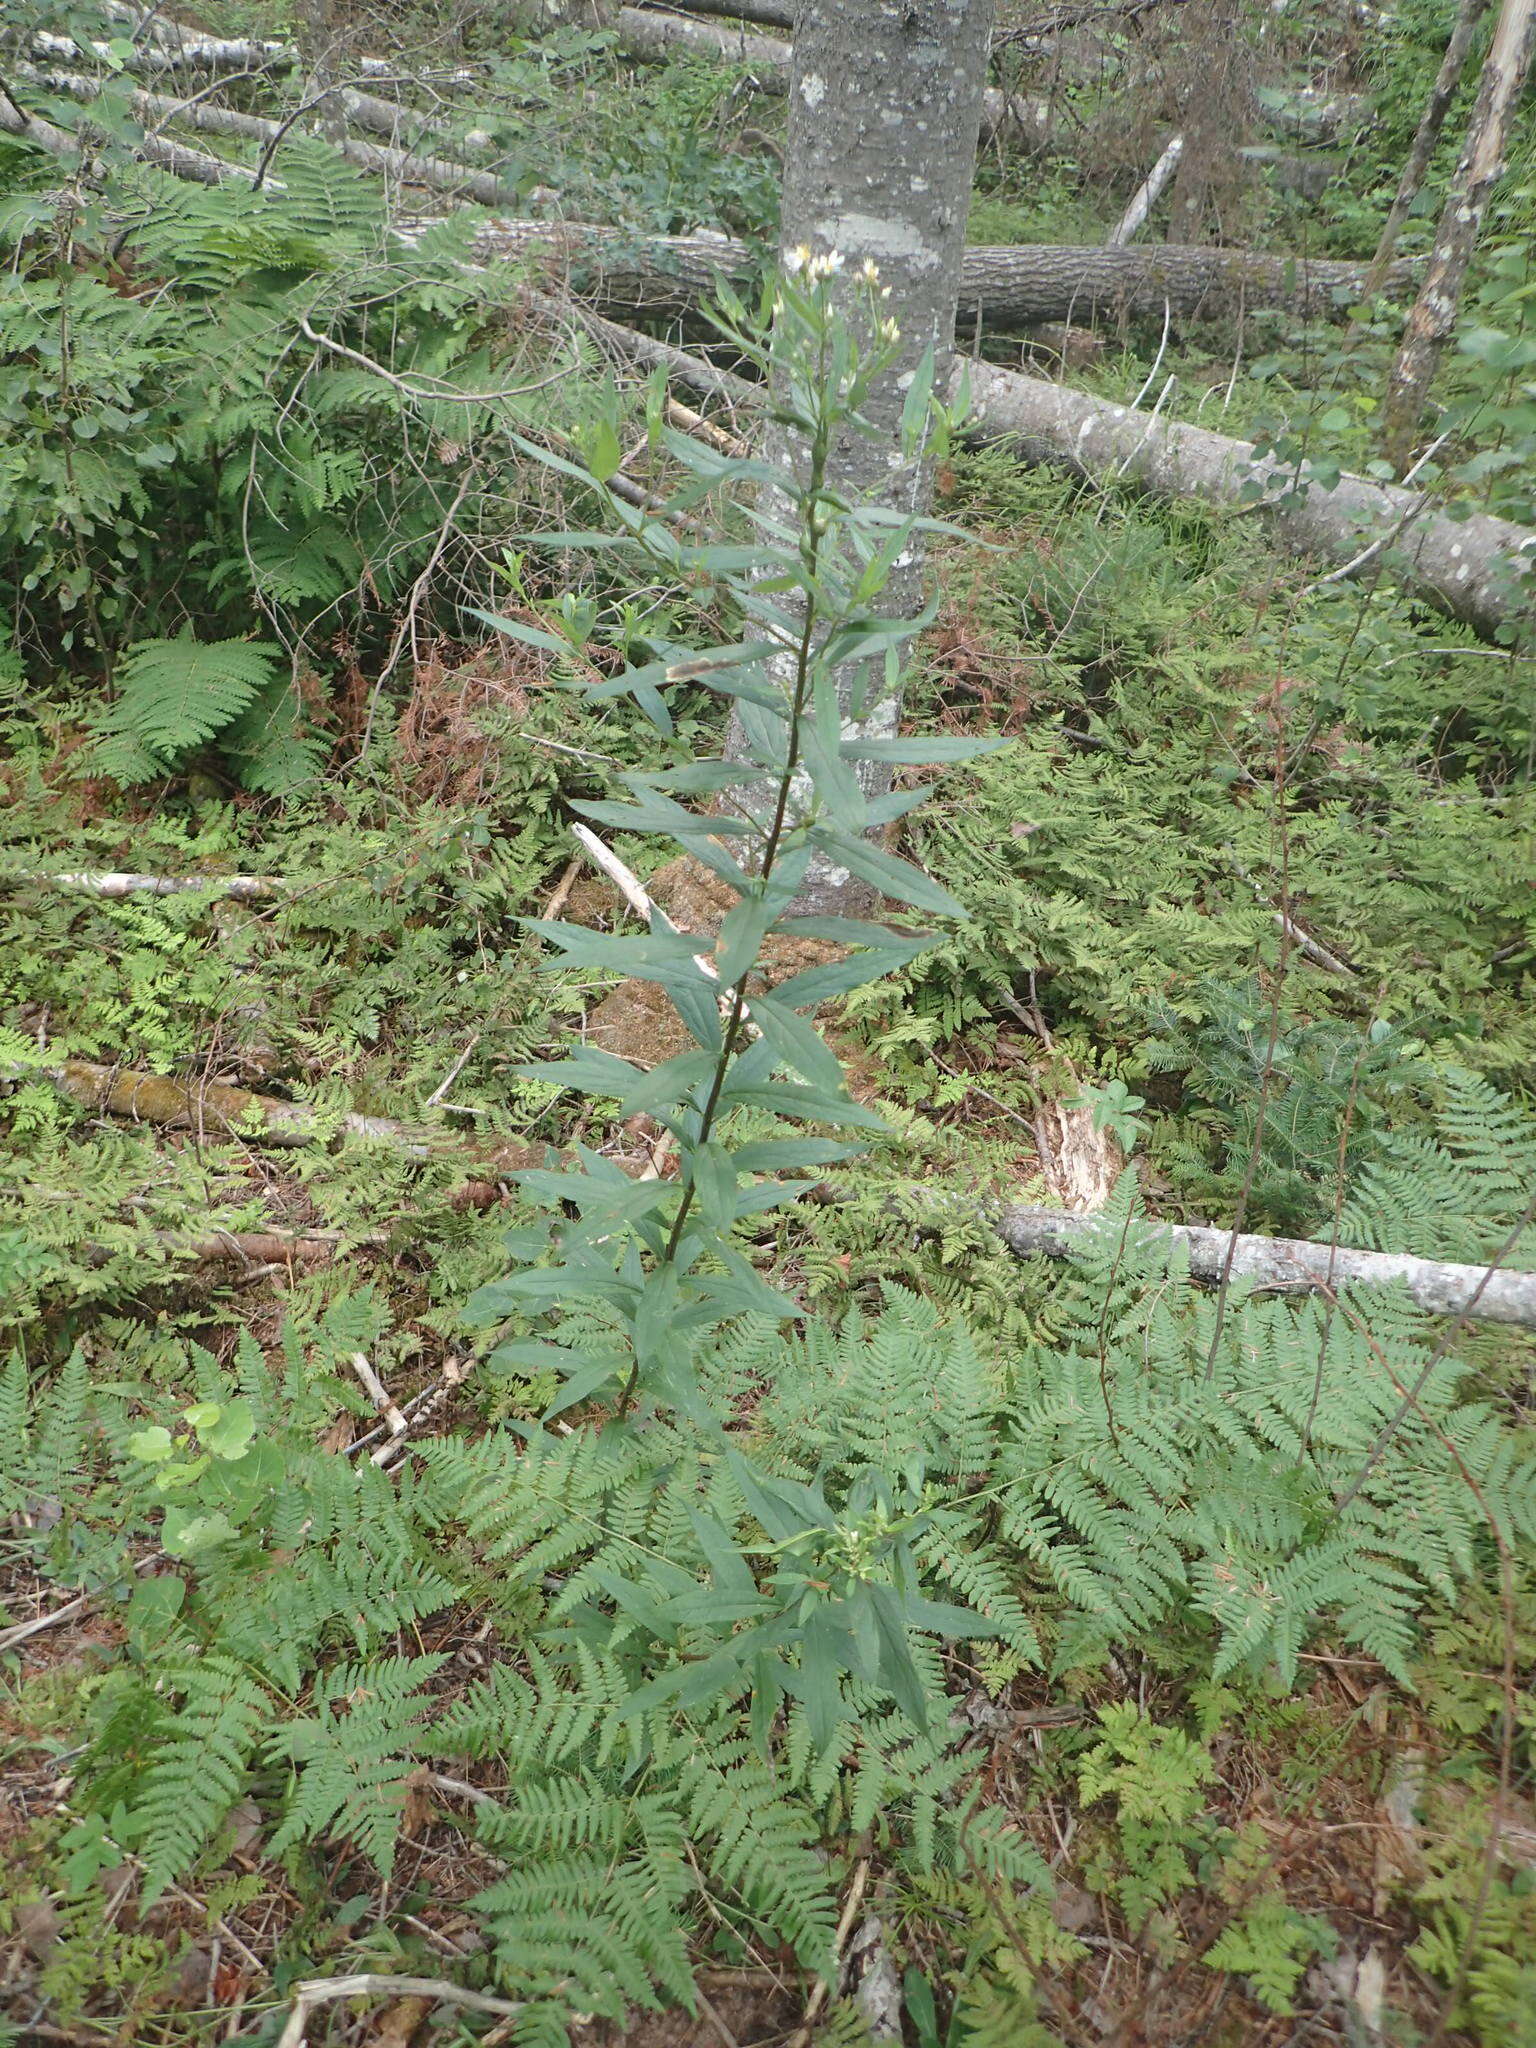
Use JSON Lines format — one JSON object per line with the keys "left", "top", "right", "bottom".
{"left": 533, "top": 295, "right": 1535, "bottom": 637}
{"left": 42, "top": 1059, "right": 433, "bottom": 1155}
{"left": 610, "top": 6, "right": 1052, "bottom": 140}
{"left": 0, "top": 81, "right": 249, "bottom": 183}
{"left": 15, "top": 66, "right": 520, "bottom": 206}
{"left": 467, "top": 217, "right": 1417, "bottom": 330}
{"left": 959, "top": 357, "right": 1536, "bottom": 640}
{"left": 94, "top": 5, "right": 482, "bottom": 88}
{"left": 84, "top": 1226, "right": 385, "bottom": 1268}
{"left": 993, "top": 1205, "right": 1536, "bottom": 1329}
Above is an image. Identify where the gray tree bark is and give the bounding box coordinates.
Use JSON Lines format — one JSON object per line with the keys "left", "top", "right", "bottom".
{"left": 993, "top": 1205, "right": 1536, "bottom": 1328}
{"left": 724, "top": 0, "right": 994, "bottom": 917}
{"left": 1380, "top": 0, "right": 1536, "bottom": 469}
{"left": 463, "top": 216, "right": 1420, "bottom": 330}
{"left": 1363, "top": 0, "right": 1493, "bottom": 297}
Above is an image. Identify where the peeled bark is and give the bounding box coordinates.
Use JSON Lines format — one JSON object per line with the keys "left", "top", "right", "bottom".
{"left": 960, "top": 356, "right": 1536, "bottom": 638}
{"left": 994, "top": 1205, "right": 1536, "bottom": 1329}
{"left": 1364, "top": 0, "right": 1493, "bottom": 295}
{"left": 466, "top": 217, "right": 1420, "bottom": 330}
{"left": 1381, "top": 0, "right": 1536, "bottom": 467}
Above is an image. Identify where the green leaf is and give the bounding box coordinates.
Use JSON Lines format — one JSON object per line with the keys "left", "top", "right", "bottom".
{"left": 840, "top": 735, "right": 1004, "bottom": 764}
{"left": 468, "top": 608, "right": 572, "bottom": 657}
{"left": 808, "top": 828, "right": 964, "bottom": 918}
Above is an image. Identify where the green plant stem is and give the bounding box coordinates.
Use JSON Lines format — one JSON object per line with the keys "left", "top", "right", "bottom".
{"left": 614, "top": 429, "right": 830, "bottom": 1421}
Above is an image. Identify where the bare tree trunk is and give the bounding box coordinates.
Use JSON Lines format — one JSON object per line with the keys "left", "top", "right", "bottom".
{"left": 1380, "top": 0, "right": 1536, "bottom": 469}
{"left": 723, "top": 0, "right": 994, "bottom": 917}
{"left": 1364, "top": 0, "right": 1493, "bottom": 296}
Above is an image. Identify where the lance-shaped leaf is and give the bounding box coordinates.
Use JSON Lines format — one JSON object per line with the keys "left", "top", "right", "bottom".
{"left": 807, "top": 826, "right": 964, "bottom": 919}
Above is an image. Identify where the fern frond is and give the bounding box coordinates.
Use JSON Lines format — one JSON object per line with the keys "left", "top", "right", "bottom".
{"left": 135, "top": 1655, "right": 271, "bottom": 1901}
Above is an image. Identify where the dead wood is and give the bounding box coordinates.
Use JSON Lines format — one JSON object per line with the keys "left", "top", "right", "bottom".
{"left": 960, "top": 356, "right": 1536, "bottom": 639}
{"left": 610, "top": 6, "right": 1052, "bottom": 139}
{"left": 8, "top": 870, "right": 282, "bottom": 900}
{"left": 42, "top": 1059, "right": 435, "bottom": 1155}
{"left": 467, "top": 216, "right": 1418, "bottom": 330}
{"left": 993, "top": 1204, "right": 1536, "bottom": 1328}
{"left": 523, "top": 293, "right": 1536, "bottom": 638}
{"left": 16, "top": 65, "right": 519, "bottom": 206}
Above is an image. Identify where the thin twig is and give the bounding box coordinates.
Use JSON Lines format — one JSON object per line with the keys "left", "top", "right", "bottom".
{"left": 349, "top": 1352, "right": 408, "bottom": 1436}
{"left": 424, "top": 1032, "right": 481, "bottom": 1109}
{"left": 787, "top": 1857, "right": 871, "bottom": 2048}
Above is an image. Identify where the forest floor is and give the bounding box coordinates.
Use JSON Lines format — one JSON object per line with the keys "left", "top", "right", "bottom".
{"left": 5, "top": 443, "right": 1536, "bottom": 2046}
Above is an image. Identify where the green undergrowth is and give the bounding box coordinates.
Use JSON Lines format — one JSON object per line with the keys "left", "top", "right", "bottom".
{"left": 4, "top": 10, "right": 1536, "bottom": 2040}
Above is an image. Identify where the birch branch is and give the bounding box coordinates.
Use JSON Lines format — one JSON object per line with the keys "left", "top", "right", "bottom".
{"left": 31, "top": 1059, "right": 435, "bottom": 1156}
{"left": 992, "top": 1205, "right": 1536, "bottom": 1328}
{"left": 570, "top": 822, "right": 733, "bottom": 995}
{"left": 16, "top": 62, "right": 520, "bottom": 205}
{"left": 349, "top": 1352, "right": 409, "bottom": 1436}
{"left": 1107, "top": 134, "right": 1183, "bottom": 245}
{"left": 8, "top": 870, "right": 282, "bottom": 900}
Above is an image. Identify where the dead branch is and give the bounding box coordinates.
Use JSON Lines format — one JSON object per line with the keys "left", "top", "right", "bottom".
{"left": 992, "top": 1205, "right": 1536, "bottom": 1327}
{"left": 274, "top": 1975, "right": 522, "bottom": 2048}
{"left": 1107, "top": 133, "right": 1183, "bottom": 244}
{"left": 36, "top": 1059, "right": 435, "bottom": 1156}
{"left": 8, "top": 870, "right": 281, "bottom": 900}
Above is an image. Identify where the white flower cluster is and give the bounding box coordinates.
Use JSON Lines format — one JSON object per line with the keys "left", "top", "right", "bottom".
{"left": 783, "top": 243, "right": 845, "bottom": 282}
